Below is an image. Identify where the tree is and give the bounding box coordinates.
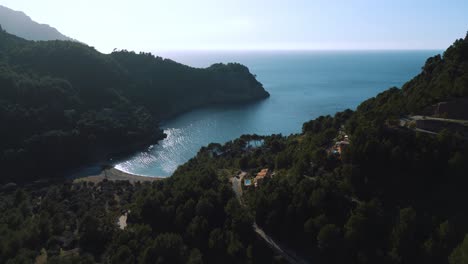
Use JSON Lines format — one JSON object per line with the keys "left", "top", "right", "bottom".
{"left": 317, "top": 224, "right": 341, "bottom": 251}
{"left": 450, "top": 234, "right": 468, "bottom": 264}
{"left": 111, "top": 245, "right": 134, "bottom": 264}
{"left": 101, "top": 163, "right": 113, "bottom": 180}
{"left": 187, "top": 248, "right": 203, "bottom": 264}
{"left": 140, "top": 233, "right": 187, "bottom": 264}
{"left": 389, "top": 207, "right": 417, "bottom": 263}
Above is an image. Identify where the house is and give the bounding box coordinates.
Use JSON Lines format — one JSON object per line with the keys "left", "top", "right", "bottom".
{"left": 335, "top": 141, "right": 350, "bottom": 155}
{"left": 254, "top": 168, "right": 271, "bottom": 187}
{"left": 328, "top": 128, "right": 351, "bottom": 157}
{"left": 329, "top": 139, "right": 350, "bottom": 157}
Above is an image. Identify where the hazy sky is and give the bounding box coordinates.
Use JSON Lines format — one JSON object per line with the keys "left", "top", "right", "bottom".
{"left": 1, "top": 0, "right": 467, "bottom": 53}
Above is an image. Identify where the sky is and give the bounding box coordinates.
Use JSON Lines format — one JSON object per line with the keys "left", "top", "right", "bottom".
{"left": 0, "top": 0, "right": 467, "bottom": 53}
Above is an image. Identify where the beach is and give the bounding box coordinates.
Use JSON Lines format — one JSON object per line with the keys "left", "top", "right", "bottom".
{"left": 73, "top": 167, "right": 163, "bottom": 184}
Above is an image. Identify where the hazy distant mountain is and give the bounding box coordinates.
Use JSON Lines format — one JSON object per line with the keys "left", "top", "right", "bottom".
{"left": 0, "top": 5, "right": 73, "bottom": 41}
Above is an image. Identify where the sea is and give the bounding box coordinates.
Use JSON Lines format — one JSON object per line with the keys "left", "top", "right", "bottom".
{"left": 115, "top": 50, "right": 440, "bottom": 177}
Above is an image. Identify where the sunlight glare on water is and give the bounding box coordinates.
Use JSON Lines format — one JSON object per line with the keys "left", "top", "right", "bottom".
{"left": 115, "top": 50, "right": 440, "bottom": 177}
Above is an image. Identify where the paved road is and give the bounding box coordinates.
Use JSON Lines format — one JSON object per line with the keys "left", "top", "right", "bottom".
{"left": 230, "top": 172, "right": 310, "bottom": 264}
{"left": 410, "top": 115, "right": 468, "bottom": 125}
{"left": 231, "top": 171, "right": 246, "bottom": 204}
{"left": 414, "top": 128, "right": 438, "bottom": 135}
{"left": 253, "top": 223, "right": 309, "bottom": 264}
{"left": 399, "top": 116, "right": 443, "bottom": 136}
{"left": 400, "top": 115, "right": 468, "bottom": 138}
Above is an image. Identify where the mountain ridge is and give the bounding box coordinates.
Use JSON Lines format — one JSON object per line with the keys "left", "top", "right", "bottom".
{"left": 0, "top": 5, "right": 74, "bottom": 41}
{"left": 0, "top": 25, "right": 269, "bottom": 183}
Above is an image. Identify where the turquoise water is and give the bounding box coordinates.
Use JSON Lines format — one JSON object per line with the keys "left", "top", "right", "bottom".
{"left": 115, "top": 50, "right": 440, "bottom": 177}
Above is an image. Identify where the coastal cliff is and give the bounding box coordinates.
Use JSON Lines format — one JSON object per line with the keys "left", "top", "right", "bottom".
{"left": 110, "top": 51, "right": 269, "bottom": 119}
{"left": 0, "top": 26, "right": 269, "bottom": 183}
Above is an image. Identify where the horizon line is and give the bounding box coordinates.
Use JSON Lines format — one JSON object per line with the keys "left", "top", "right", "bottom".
{"left": 149, "top": 48, "right": 444, "bottom": 53}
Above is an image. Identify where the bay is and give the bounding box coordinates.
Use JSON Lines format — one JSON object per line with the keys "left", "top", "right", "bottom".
{"left": 115, "top": 50, "right": 439, "bottom": 177}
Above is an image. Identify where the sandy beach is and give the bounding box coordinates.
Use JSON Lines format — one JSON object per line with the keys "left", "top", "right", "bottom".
{"left": 73, "top": 168, "right": 164, "bottom": 184}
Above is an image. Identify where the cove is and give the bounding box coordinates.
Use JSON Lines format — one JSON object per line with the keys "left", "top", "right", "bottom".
{"left": 116, "top": 50, "right": 440, "bottom": 177}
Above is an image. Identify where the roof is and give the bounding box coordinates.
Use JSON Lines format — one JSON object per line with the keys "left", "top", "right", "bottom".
{"left": 256, "top": 169, "right": 269, "bottom": 179}
{"left": 336, "top": 141, "right": 350, "bottom": 146}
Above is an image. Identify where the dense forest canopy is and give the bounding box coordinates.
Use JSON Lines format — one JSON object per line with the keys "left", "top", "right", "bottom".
{"left": 176, "top": 32, "right": 468, "bottom": 264}
{"left": 1, "top": 19, "right": 468, "bottom": 264}
{"left": 0, "top": 166, "right": 276, "bottom": 263}
{"left": 0, "top": 25, "right": 269, "bottom": 183}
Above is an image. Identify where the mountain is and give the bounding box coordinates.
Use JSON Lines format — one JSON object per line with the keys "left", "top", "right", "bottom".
{"left": 1, "top": 7, "right": 466, "bottom": 262}
{"left": 0, "top": 5, "right": 73, "bottom": 41}
{"left": 1, "top": 33, "right": 467, "bottom": 263}
{"left": 186, "top": 33, "right": 468, "bottom": 263}
{"left": 353, "top": 31, "right": 468, "bottom": 120}
{"left": 0, "top": 27, "right": 269, "bottom": 183}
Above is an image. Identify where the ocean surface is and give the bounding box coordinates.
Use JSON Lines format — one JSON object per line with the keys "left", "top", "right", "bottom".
{"left": 115, "top": 50, "right": 440, "bottom": 177}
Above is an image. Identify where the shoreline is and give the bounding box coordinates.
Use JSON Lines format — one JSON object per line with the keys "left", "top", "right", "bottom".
{"left": 70, "top": 98, "right": 271, "bottom": 184}
{"left": 73, "top": 167, "right": 165, "bottom": 184}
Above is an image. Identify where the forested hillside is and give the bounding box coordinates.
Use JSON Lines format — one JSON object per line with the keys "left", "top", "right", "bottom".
{"left": 1, "top": 22, "right": 467, "bottom": 264}
{"left": 170, "top": 33, "right": 468, "bottom": 263}
{"left": 0, "top": 26, "right": 269, "bottom": 183}
{"left": 0, "top": 166, "right": 274, "bottom": 263}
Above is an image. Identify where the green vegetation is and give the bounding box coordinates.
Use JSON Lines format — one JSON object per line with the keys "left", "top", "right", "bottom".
{"left": 168, "top": 33, "right": 468, "bottom": 263}
{"left": 0, "top": 169, "right": 273, "bottom": 263}
{"left": 1, "top": 22, "right": 468, "bottom": 264}
{"left": 0, "top": 26, "right": 268, "bottom": 183}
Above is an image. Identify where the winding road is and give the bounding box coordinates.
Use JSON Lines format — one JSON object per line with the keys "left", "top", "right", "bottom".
{"left": 400, "top": 115, "right": 468, "bottom": 136}
{"left": 231, "top": 172, "right": 310, "bottom": 264}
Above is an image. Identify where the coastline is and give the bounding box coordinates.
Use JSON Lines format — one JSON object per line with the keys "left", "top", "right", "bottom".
{"left": 73, "top": 167, "right": 164, "bottom": 184}
{"left": 69, "top": 96, "right": 271, "bottom": 184}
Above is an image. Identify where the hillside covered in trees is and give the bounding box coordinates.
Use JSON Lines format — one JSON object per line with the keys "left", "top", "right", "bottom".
{"left": 1, "top": 22, "right": 467, "bottom": 264}
{"left": 168, "top": 33, "right": 468, "bottom": 263}
{"left": 0, "top": 26, "right": 269, "bottom": 183}
{"left": 0, "top": 165, "right": 277, "bottom": 263}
